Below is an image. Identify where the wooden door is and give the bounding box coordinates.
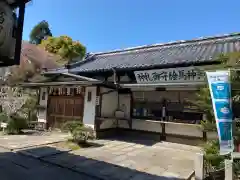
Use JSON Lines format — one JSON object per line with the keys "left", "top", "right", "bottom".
{"left": 47, "top": 96, "right": 84, "bottom": 129}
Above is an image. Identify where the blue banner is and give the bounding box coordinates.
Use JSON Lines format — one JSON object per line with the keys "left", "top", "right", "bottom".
{"left": 206, "top": 70, "right": 233, "bottom": 155}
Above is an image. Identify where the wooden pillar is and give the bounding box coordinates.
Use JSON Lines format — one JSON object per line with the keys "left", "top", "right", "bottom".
{"left": 94, "top": 86, "right": 101, "bottom": 131}
{"left": 129, "top": 90, "right": 133, "bottom": 129}
{"left": 203, "top": 131, "right": 207, "bottom": 141}
{"left": 46, "top": 87, "right": 51, "bottom": 130}
{"left": 95, "top": 86, "right": 101, "bottom": 116}
{"left": 14, "top": 2, "right": 26, "bottom": 65}
{"left": 160, "top": 123, "right": 166, "bottom": 141}
{"left": 160, "top": 100, "right": 167, "bottom": 141}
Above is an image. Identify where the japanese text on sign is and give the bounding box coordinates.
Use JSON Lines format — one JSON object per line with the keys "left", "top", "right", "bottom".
{"left": 134, "top": 67, "right": 205, "bottom": 84}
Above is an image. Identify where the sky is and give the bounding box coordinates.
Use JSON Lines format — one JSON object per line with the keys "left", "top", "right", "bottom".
{"left": 23, "top": 0, "right": 240, "bottom": 53}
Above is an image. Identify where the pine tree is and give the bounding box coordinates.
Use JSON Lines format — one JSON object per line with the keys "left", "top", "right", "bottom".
{"left": 29, "top": 20, "right": 52, "bottom": 45}
{"left": 192, "top": 52, "right": 240, "bottom": 131}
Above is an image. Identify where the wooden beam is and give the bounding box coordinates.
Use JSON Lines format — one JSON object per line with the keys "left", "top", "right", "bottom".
{"left": 20, "top": 81, "right": 102, "bottom": 87}
{"left": 0, "top": 55, "right": 15, "bottom": 66}
{"left": 101, "top": 81, "right": 117, "bottom": 89}
{"left": 8, "top": 0, "right": 30, "bottom": 8}
{"left": 14, "top": 1, "right": 25, "bottom": 65}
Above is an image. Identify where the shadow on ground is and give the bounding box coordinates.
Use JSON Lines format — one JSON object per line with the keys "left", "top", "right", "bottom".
{"left": 103, "top": 137, "right": 159, "bottom": 146}
{"left": 14, "top": 144, "right": 188, "bottom": 180}
{"left": 100, "top": 130, "right": 203, "bottom": 147}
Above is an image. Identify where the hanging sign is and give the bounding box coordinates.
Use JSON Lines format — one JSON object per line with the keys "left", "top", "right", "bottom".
{"left": 134, "top": 67, "right": 205, "bottom": 84}
{"left": 206, "top": 70, "right": 233, "bottom": 155}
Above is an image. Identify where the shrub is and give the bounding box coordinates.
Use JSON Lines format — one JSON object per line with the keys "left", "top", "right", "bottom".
{"left": 0, "top": 111, "right": 28, "bottom": 134}
{"left": 200, "top": 120, "right": 217, "bottom": 132}
{"left": 0, "top": 111, "right": 9, "bottom": 123}
{"left": 6, "top": 113, "right": 28, "bottom": 134}
{"left": 203, "top": 140, "right": 225, "bottom": 169}
{"left": 61, "top": 121, "right": 95, "bottom": 144}
{"left": 72, "top": 125, "right": 95, "bottom": 144}
{"left": 61, "top": 121, "right": 83, "bottom": 134}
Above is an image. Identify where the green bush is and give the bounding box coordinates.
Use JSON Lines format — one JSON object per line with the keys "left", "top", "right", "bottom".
{"left": 203, "top": 140, "right": 225, "bottom": 169}
{"left": 72, "top": 125, "right": 95, "bottom": 144}
{"left": 19, "top": 95, "right": 38, "bottom": 123}
{"left": 61, "top": 121, "right": 83, "bottom": 134}
{"left": 60, "top": 121, "right": 96, "bottom": 144}
{"left": 200, "top": 120, "right": 217, "bottom": 132}
{"left": 6, "top": 114, "right": 28, "bottom": 134}
{"left": 0, "top": 111, "right": 28, "bottom": 134}
{"left": 0, "top": 111, "right": 10, "bottom": 123}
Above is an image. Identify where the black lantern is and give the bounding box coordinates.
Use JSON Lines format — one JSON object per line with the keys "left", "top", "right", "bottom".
{"left": 0, "top": 0, "right": 30, "bottom": 67}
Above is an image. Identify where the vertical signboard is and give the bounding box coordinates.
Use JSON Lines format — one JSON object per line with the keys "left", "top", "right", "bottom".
{"left": 206, "top": 70, "right": 233, "bottom": 155}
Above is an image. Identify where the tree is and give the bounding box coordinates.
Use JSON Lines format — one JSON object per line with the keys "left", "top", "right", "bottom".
{"left": 40, "top": 36, "right": 86, "bottom": 65}
{"left": 6, "top": 61, "right": 38, "bottom": 85}
{"left": 0, "top": 87, "right": 28, "bottom": 116}
{"left": 29, "top": 20, "right": 52, "bottom": 45}
{"left": 192, "top": 52, "right": 240, "bottom": 131}
{"left": 195, "top": 53, "right": 240, "bottom": 175}
{"left": 19, "top": 93, "right": 38, "bottom": 123}
{"left": 5, "top": 41, "right": 59, "bottom": 85}
{"left": 0, "top": 87, "right": 30, "bottom": 134}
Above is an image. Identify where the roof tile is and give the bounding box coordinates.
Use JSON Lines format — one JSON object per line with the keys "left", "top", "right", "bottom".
{"left": 47, "top": 33, "right": 240, "bottom": 74}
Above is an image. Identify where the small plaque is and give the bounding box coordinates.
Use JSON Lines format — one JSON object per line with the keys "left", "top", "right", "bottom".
{"left": 96, "top": 96, "right": 100, "bottom": 105}
{"left": 1, "top": 122, "right": 7, "bottom": 128}
{"left": 38, "top": 118, "right": 46, "bottom": 123}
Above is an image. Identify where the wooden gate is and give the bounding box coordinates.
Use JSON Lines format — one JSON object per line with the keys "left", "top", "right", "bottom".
{"left": 47, "top": 96, "right": 84, "bottom": 129}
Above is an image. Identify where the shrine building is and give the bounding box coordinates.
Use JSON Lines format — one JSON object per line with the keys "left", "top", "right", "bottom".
{"left": 22, "top": 33, "right": 240, "bottom": 144}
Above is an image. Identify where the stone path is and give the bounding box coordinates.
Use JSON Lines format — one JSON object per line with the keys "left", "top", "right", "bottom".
{"left": 32, "top": 139, "right": 202, "bottom": 180}
{"left": 0, "top": 132, "right": 69, "bottom": 150}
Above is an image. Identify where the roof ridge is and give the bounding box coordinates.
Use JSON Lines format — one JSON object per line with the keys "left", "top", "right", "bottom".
{"left": 91, "top": 33, "right": 240, "bottom": 56}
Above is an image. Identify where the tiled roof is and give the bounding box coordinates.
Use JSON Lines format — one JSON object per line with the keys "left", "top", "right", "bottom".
{"left": 47, "top": 33, "right": 240, "bottom": 74}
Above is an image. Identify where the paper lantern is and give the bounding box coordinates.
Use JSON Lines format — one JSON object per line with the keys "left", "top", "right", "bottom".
{"left": 0, "top": 1, "right": 16, "bottom": 60}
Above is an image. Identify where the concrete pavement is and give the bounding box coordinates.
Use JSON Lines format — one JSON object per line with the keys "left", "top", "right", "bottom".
{"left": 18, "top": 139, "right": 201, "bottom": 180}
{"left": 0, "top": 132, "right": 70, "bottom": 150}
{"left": 0, "top": 132, "right": 201, "bottom": 179}
{"left": 0, "top": 147, "right": 98, "bottom": 180}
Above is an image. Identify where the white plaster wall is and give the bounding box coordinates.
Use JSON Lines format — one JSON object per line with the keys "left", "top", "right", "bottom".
{"left": 37, "top": 87, "right": 48, "bottom": 123}
{"left": 39, "top": 87, "right": 48, "bottom": 106}
{"left": 119, "top": 94, "right": 131, "bottom": 119}
{"left": 83, "top": 86, "right": 97, "bottom": 128}
{"left": 120, "top": 75, "right": 131, "bottom": 82}
{"left": 165, "top": 122, "right": 203, "bottom": 138}
{"left": 133, "top": 91, "right": 179, "bottom": 103}
{"left": 131, "top": 119, "right": 202, "bottom": 136}
{"left": 100, "top": 88, "right": 131, "bottom": 119}
{"left": 132, "top": 119, "right": 162, "bottom": 133}
{"left": 100, "top": 88, "right": 118, "bottom": 117}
